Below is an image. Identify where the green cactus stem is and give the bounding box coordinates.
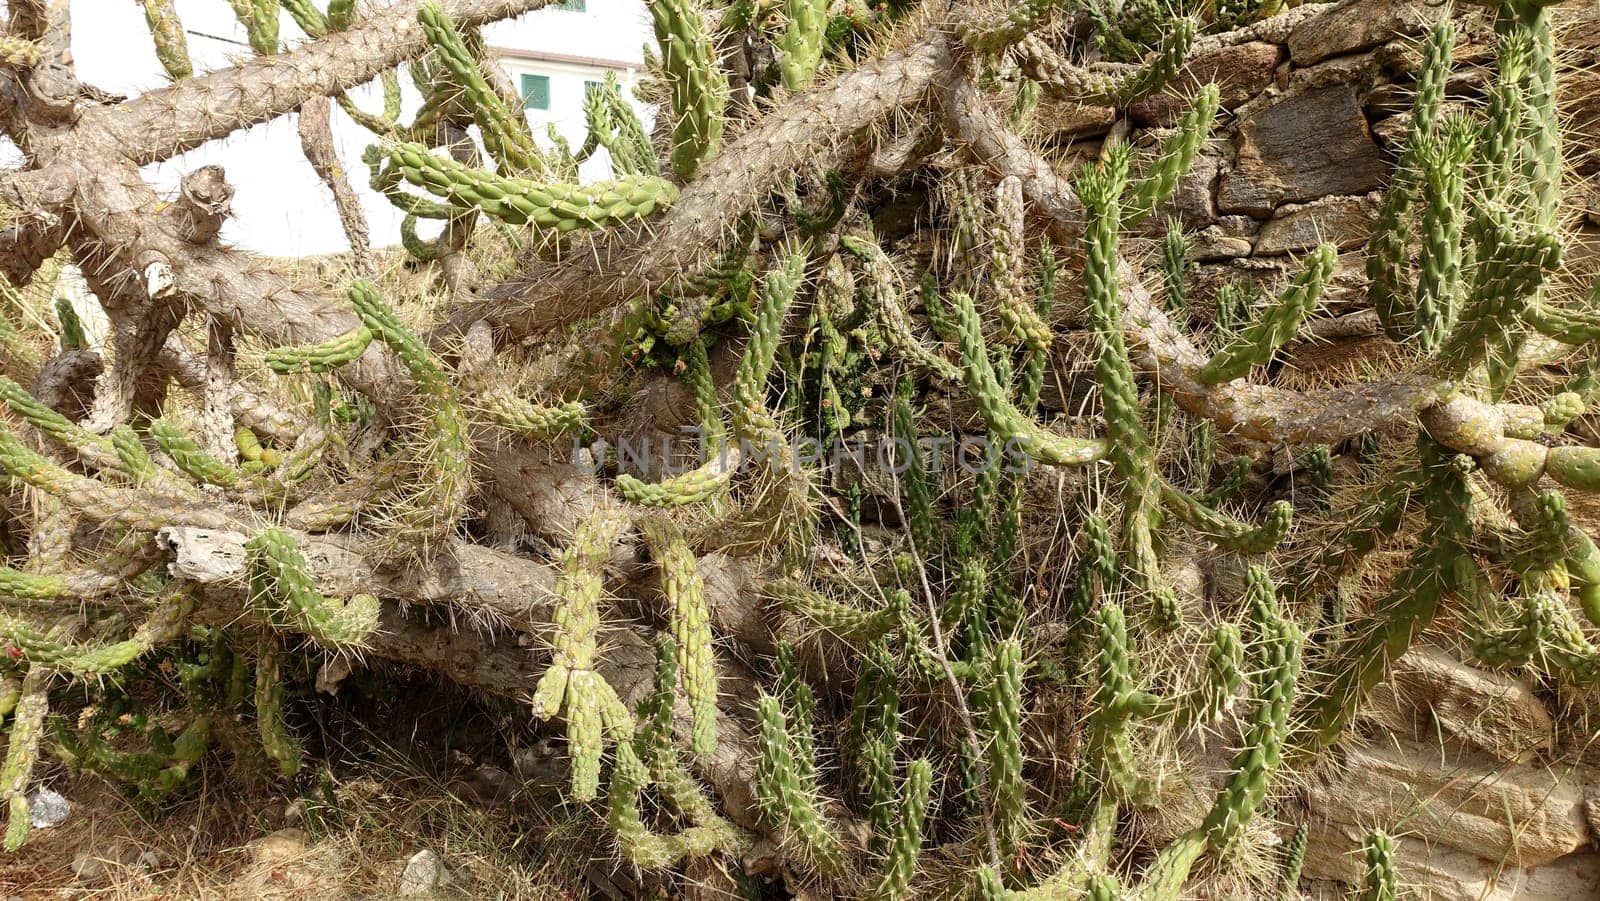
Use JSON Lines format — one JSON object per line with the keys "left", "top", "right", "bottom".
{"left": 1, "top": 672, "right": 46, "bottom": 851}
{"left": 1197, "top": 244, "right": 1335, "bottom": 385}
{"left": 1124, "top": 84, "right": 1220, "bottom": 227}
{"left": 952, "top": 291, "right": 1105, "bottom": 467}
{"left": 754, "top": 693, "right": 847, "bottom": 874}
{"left": 255, "top": 639, "right": 303, "bottom": 778}
{"left": 1358, "top": 830, "right": 1399, "bottom": 901}
{"left": 385, "top": 142, "right": 677, "bottom": 231}
{"left": 871, "top": 757, "right": 933, "bottom": 899}
{"left": 247, "top": 528, "right": 380, "bottom": 649}
{"left": 417, "top": 2, "right": 545, "bottom": 175}
{"left": 265, "top": 327, "right": 373, "bottom": 374}
{"left": 639, "top": 518, "right": 718, "bottom": 758}
{"left": 646, "top": 0, "right": 727, "bottom": 179}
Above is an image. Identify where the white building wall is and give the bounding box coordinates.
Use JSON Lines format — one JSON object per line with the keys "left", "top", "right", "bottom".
{"left": 61, "top": 0, "right": 657, "bottom": 258}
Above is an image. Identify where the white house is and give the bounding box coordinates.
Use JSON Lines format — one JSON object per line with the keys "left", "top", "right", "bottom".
{"left": 62, "top": 0, "right": 657, "bottom": 258}
{"left": 486, "top": 0, "right": 654, "bottom": 163}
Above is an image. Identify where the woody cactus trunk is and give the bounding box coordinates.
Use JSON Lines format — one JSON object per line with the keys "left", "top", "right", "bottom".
{"left": 2, "top": 0, "right": 1600, "bottom": 896}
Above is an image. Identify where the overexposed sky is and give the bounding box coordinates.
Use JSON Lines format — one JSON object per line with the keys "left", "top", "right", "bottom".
{"left": 57, "top": 0, "right": 650, "bottom": 257}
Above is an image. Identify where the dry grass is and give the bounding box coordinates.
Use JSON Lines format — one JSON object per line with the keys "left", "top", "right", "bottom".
{"left": 0, "top": 744, "right": 596, "bottom": 900}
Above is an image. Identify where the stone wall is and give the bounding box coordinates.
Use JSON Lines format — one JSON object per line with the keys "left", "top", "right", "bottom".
{"left": 1033, "top": 2, "right": 1600, "bottom": 897}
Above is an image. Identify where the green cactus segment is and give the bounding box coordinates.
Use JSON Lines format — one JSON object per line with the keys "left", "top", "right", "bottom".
{"left": 1358, "top": 831, "right": 1399, "bottom": 901}
{"left": 987, "top": 638, "right": 1028, "bottom": 868}
{"left": 247, "top": 528, "right": 380, "bottom": 648}
{"left": 963, "top": 0, "right": 1065, "bottom": 53}
{"left": 417, "top": 2, "right": 545, "bottom": 175}
{"left": 1161, "top": 484, "right": 1293, "bottom": 554}
{"left": 871, "top": 757, "right": 933, "bottom": 899}
{"left": 1527, "top": 302, "right": 1600, "bottom": 346}
{"left": 1161, "top": 224, "right": 1191, "bottom": 312}
{"left": 1136, "top": 610, "right": 1302, "bottom": 899}
{"left": 139, "top": 0, "right": 192, "bottom": 76}
{"left": 615, "top": 451, "right": 739, "bottom": 506}
{"left": 265, "top": 327, "right": 373, "bottom": 374}
{"left": 477, "top": 389, "right": 586, "bottom": 438}
{"left": 1064, "top": 512, "right": 1116, "bottom": 659}
{"left": 769, "top": 578, "right": 899, "bottom": 643}
{"left": 0, "top": 569, "right": 70, "bottom": 604}
{"left": 1434, "top": 225, "right": 1561, "bottom": 379}
{"left": 339, "top": 70, "right": 402, "bottom": 136}
{"left": 281, "top": 0, "right": 328, "bottom": 36}
{"left": 733, "top": 249, "right": 805, "bottom": 446}
{"left": 646, "top": 0, "right": 727, "bottom": 179}
{"left": 582, "top": 72, "right": 658, "bottom": 176}
{"left": 1299, "top": 437, "right": 1472, "bottom": 754}
{"left": 1, "top": 674, "right": 46, "bottom": 851}
{"left": 1197, "top": 243, "right": 1335, "bottom": 385}
{"left": 1089, "top": 604, "right": 1152, "bottom": 803}
{"left": 1369, "top": 17, "right": 1455, "bottom": 342}
{"left": 151, "top": 419, "right": 241, "bottom": 487}
{"left": 889, "top": 390, "right": 941, "bottom": 561}
{"left": 1124, "top": 84, "right": 1220, "bottom": 227}
{"left": 1544, "top": 446, "right": 1600, "bottom": 492}
{"left": 386, "top": 142, "right": 677, "bottom": 230}
{"left": 847, "top": 640, "right": 900, "bottom": 809}
{"left": 533, "top": 514, "right": 625, "bottom": 799}
{"left": 120, "top": 425, "right": 164, "bottom": 483}
{"left": 1281, "top": 822, "right": 1309, "bottom": 896}
{"left": 0, "top": 376, "right": 115, "bottom": 465}
{"left": 0, "top": 34, "right": 41, "bottom": 71}
{"left": 349, "top": 281, "right": 471, "bottom": 536}
{"left": 639, "top": 518, "right": 718, "bottom": 758}
{"left": 952, "top": 291, "right": 1105, "bottom": 467}
{"left": 1090, "top": 18, "right": 1196, "bottom": 105}
{"left": 255, "top": 640, "right": 303, "bottom": 778}
{"left": 778, "top": 0, "right": 828, "bottom": 90}
{"left": 1413, "top": 115, "right": 1475, "bottom": 353}
{"left": 1162, "top": 622, "right": 1244, "bottom": 733}
{"left": 1018, "top": 244, "right": 1057, "bottom": 409}
{"left": 52, "top": 297, "right": 87, "bottom": 352}
{"left": 754, "top": 694, "right": 847, "bottom": 874}
{"left": 1077, "top": 144, "right": 1150, "bottom": 481}
{"left": 227, "top": 0, "right": 280, "bottom": 55}
{"left": 0, "top": 591, "right": 187, "bottom": 674}
{"left": 1557, "top": 521, "right": 1600, "bottom": 628}
{"left": 839, "top": 233, "right": 962, "bottom": 383}
{"left": 990, "top": 178, "right": 1052, "bottom": 353}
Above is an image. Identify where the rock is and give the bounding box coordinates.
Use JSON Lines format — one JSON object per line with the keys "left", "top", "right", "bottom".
{"left": 1303, "top": 822, "right": 1600, "bottom": 899}
{"left": 1365, "top": 645, "right": 1554, "bottom": 764}
{"left": 71, "top": 838, "right": 144, "bottom": 887}
{"left": 1303, "top": 737, "right": 1591, "bottom": 871}
{"left": 1254, "top": 193, "right": 1383, "bottom": 255}
{"left": 1216, "top": 215, "right": 1260, "bottom": 238}
{"left": 1129, "top": 41, "right": 1283, "bottom": 127}
{"left": 1034, "top": 98, "right": 1117, "bottom": 142}
{"left": 1288, "top": 0, "right": 1443, "bottom": 66}
{"left": 1218, "top": 85, "right": 1389, "bottom": 216}
{"left": 249, "top": 827, "right": 311, "bottom": 867}
{"left": 400, "top": 849, "right": 450, "bottom": 896}
{"left": 1190, "top": 227, "right": 1254, "bottom": 261}
{"left": 27, "top": 787, "right": 69, "bottom": 829}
